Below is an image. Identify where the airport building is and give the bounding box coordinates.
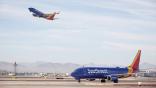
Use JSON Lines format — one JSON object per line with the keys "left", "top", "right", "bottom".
{"left": 0, "top": 70, "right": 10, "bottom": 77}
{"left": 138, "top": 69, "right": 156, "bottom": 77}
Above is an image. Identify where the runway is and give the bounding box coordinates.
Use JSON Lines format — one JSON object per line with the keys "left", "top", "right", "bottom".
{"left": 0, "top": 77, "right": 156, "bottom": 88}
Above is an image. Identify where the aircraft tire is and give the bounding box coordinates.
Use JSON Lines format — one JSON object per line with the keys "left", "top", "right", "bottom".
{"left": 78, "top": 79, "right": 81, "bottom": 83}
{"left": 101, "top": 79, "right": 106, "bottom": 83}
{"left": 113, "top": 79, "right": 118, "bottom": 83}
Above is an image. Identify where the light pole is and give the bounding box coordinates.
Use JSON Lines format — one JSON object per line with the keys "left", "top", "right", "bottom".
{"left": 14, "top": 62, "right": 17, "bottom": 76}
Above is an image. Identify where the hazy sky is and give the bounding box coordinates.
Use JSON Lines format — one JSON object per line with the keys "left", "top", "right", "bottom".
{"left": 0, "top": 0, "right": 156, "bottom": 66}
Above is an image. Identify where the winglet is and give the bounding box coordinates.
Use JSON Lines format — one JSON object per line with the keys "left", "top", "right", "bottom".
{"left": 128, "top": 50, "right": 141, "bottom": 73}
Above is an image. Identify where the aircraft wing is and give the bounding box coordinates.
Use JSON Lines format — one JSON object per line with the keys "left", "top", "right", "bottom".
{"left": 111, "top": 73, "right": 133, "bottom": 78}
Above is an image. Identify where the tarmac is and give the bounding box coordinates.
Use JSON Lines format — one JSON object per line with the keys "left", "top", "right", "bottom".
{"left": 0, "top": 77, "right": 156, "bottom": 88}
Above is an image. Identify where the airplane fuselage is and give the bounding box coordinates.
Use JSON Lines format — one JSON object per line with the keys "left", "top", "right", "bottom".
{"left": 71, "top": 67, "right": 128, "bottom": 80}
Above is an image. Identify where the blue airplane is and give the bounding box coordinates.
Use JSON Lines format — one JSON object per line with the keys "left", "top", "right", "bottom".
{"left": 28, "top": 7, "right": 59, "bottom": 20}
{"left": 71, "top": 50, "right": 141, "bottom": 83}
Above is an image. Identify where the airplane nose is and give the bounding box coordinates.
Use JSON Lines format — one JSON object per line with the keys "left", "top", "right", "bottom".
{"left": 71, "top": 72, "right": 75, "bottom": 77}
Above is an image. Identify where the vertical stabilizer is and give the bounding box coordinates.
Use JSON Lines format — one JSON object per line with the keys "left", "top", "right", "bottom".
{"left": 129, "top": 50, "right": 141, "bottom": 73}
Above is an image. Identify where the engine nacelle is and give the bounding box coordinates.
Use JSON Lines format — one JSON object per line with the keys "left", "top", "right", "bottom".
{"left": 32, "top": 14, "right": 38, "bottom": 17}
{"left": 87, "top": 78, "right": 95, "bottom": 81}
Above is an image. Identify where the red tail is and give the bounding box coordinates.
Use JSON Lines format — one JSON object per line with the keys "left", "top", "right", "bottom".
{"left": 46, "top": 12, "right": 59, "bottom": 20}
{"left": 129, "top": 50, "right": 141, "bottom": 73}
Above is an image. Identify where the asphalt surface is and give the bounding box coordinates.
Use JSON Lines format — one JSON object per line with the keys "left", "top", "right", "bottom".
{"left": 0, "top": 77, "right": 156, "bottom": 88}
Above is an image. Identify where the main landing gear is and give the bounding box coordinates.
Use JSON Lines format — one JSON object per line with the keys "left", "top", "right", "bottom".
{"left": 101, "top": 79, "right": 106, "bottom": 83}
{"left": 78, "top": 79, "right": 81, "bottom": 83}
